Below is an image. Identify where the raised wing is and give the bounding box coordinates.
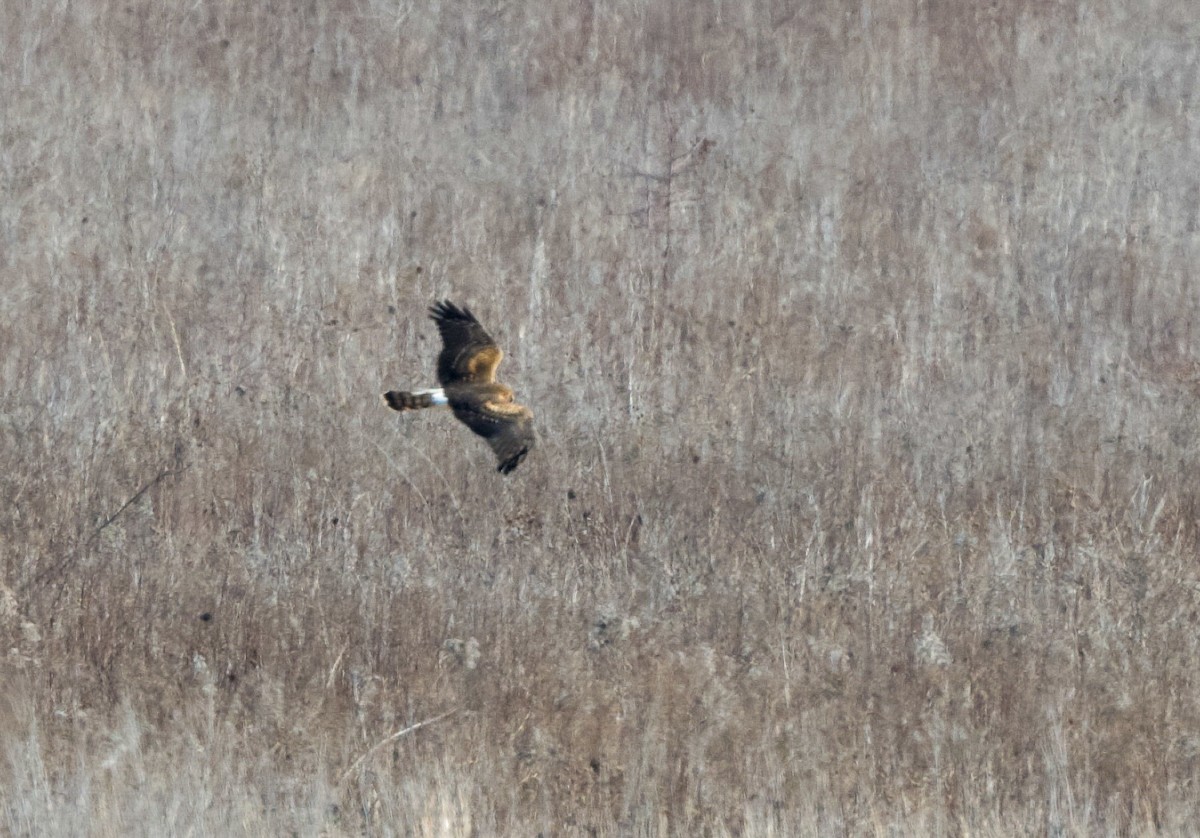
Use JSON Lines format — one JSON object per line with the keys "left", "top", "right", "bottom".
{"left": 450, "top": 398, "right": 536, "bottom": 474}
{"left": 429, "top": 300, "right": 503, "bottom": 385}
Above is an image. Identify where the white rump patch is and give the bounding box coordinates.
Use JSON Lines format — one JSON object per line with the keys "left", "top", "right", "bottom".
{"left": 414, "top": 388, "right": 448, "bottom": 406}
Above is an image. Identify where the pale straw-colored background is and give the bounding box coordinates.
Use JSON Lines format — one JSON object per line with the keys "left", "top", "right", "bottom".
{"left": 3, "top": 1, "right": 1199, "bottom": 833}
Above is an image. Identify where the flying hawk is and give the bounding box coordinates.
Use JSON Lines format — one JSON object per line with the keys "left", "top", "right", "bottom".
{"left": 384, "top": 300, "right": 535, "bottom": 474}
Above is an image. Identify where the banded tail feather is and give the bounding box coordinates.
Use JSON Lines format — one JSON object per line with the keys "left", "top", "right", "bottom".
{"left": 383, "top": 388, "right": 448, "bottom": 411}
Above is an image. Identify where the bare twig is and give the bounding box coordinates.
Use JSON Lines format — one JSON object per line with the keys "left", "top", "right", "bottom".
{"left": 24, "top": 462, "right": 189, "bottom": 595}
{"left": 84, "top": 465, "right": 188, "bottom": 550}
{"left": 339, "top": 708, "right": 459, "bottom": 786}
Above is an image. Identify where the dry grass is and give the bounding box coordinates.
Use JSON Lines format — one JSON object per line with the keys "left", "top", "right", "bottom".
{"left": 3, "top": 0, "right": 1200, "bottom": 834}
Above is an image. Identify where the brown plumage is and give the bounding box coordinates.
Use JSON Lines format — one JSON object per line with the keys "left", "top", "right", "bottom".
{"left": 383, "top": 300, "right": 535, "bottom": 474}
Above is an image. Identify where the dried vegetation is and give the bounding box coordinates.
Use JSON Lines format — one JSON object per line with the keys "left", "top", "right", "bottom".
{"left": 3, "top": 0, "right": 1200, "bottom": 834}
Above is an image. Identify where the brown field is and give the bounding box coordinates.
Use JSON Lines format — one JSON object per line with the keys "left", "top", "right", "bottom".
{"left": 4, "top": 0, "right": 1200, "bottom": 834}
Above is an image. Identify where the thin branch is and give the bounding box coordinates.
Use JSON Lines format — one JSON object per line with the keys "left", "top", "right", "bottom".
{"left": 339, "top": 708, "right": 459, "bottom": 786}
{"left": 85, "top": 465, "right": 188, "bottom": 549}
{"left": 623, "top": 166, "right": 669, "bottom": 183}
{"left": 24, "top": 462, "right": 189, "bottom": 594}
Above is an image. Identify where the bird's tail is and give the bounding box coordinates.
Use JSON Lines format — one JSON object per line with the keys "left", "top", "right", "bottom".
{"left": 383, "top": 388, "right": 448, "bottom": 411}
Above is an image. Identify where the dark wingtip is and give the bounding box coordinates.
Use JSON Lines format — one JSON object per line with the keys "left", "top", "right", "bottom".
{"left": 496, "top": 448, "right": 530, "bottom": 475}
{"left": 429, "top": 300, "right": 476, "bottom": 323}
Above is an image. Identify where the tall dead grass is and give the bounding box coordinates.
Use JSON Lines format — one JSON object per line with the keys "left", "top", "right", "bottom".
{"left": 3, "top": 0, "right": 1200, "bottom": 834}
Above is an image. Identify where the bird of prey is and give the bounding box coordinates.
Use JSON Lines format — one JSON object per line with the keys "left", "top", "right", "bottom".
{"left": 384, "top": 300, "right": 535, "bottom": 474}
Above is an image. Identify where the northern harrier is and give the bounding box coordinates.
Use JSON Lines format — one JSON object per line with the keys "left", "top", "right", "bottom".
{"left": 384, "top": 300, "right": 535, "bottom": 474}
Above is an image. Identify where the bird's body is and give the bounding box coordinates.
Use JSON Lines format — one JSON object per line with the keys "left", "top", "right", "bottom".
{"left": 384, "top": 301, "right": 535, "bottom": 474}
